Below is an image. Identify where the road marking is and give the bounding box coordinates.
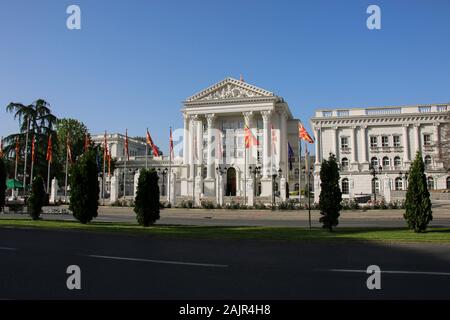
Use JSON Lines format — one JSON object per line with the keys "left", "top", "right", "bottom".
{"left": 323, "top": 269, "right": 450, "bottom": 276}
{"left": 88, "top": 254, "right": 229, "bottom": 268}
{"left": 0, "top": 247, "right": 17, "bottom": 251}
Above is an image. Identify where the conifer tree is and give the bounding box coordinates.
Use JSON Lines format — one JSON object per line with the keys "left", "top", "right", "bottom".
{"left": 318, "top": 153, "right": 342, "bottom": 231}
{"left": 134, "top": 169, "right": 160, "bottom": 226}
{"left": 404, "top": 152, "right": 433, "bottom": 232}
{"left": 28, "top": 176, "right": 45, "bottom": 220}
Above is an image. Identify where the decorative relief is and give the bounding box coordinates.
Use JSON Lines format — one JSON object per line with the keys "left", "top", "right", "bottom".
{"left": 200, "top": 84, "right": 262, "bottom": 101}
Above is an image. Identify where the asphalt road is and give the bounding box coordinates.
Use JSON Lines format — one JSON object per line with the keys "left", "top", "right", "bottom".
{"left": 1, "top": 228, "right": 450, "bottom": 299}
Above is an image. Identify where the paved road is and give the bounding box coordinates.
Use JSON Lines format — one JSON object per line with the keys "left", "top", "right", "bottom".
{"left": 1, "top": 228, "right": 450, "bottom": 299}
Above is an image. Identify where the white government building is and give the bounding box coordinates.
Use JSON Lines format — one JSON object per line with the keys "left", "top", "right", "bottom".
{"left": 92, "top": 77, "right": 306, "bottom": 206}
{"left": 311, "top": 104, "right": 450, "bottom": 203}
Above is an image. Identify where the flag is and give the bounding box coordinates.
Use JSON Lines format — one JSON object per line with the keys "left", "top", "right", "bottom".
{"left": 67, "top": 133, "right": 73, "bottom": 163}
{"left": 271, "top": 124, "right": 277, "bottom": 155}
{"left": 84, "top": 134, "right": 90, "bottom": 152}
{"left": 244, "top": 125, "right": 258, "bottom": 149}
{"left": 298, "top": 122, "right": 314, "bottom": 143}
{"left": 288, "top": 142, "right": 294, "bottom": 171}
{"left": 124, "top": 129, "right": 129, "bottom": 161}
{"left": 0, "top": 137, "right": 3, "bottom": 158}
{"left": 31, "top": 135, "right": 36, "bottom": 164}
{"left": 169, "top": 127, "right": 174, "bottom": 160}
{"left": 103, "top": 131, "right": 108, "bottom": 159}
{"left": 146, "top": 129, "right": 159, "bottom": 157}
{"left": 46, "top": 135, "right": 53, "bottom": 163}
{"left": 107, "top": 149, "right": 111, "bottom": 177}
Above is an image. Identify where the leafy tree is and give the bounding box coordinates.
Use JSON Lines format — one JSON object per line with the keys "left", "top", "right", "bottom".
{"left": 69, "top": 148, "right": 99, "bottom": 224}
{"left": 55, "top": 118, "right": 89, "bottom": 179}
{"left": 404, "top": 152, "right": 433, "bottom": 232}
{"left": 28, "top": 176, "right": 45, "bottom": 220}
{"left": 318, "top": 153, "right": 342, "bottom": 231}
{"left": 3, "top": 99, "right": 58, "bottom": 188}
{"left": 134, "top": 169, "right": 160, "bottom": 226}
{"left": 0, "top": 158, "right": 6, "bottom": 212}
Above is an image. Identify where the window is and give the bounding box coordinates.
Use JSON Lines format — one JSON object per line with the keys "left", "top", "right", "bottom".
{"left": 423, "top": 134, "right": 431, "bottom": 146}
{"left": 370, "top": 136, "right": 378, "bottom": 148}
{"left": 382, "top": 136, "right": 389, "bottom": 147}
{"left": 341, "top": 178, "right": 349, "bottom": 194}
{"left": 394, "top": 156, "right": 401, "bottom": 167}
{"left": 447, "top": 177, "right": 450, "bottom": 190}
{"left": 424, "top": 155, "right": 432, "bottom": 166}
{"left": 427, "top": 177, "right": 434, "bottom": 190}
{"left": 393, "top": 135, "right": 401, "bottom": 147}
{"left": 371, "top": 157, "right": 378, "bottom": 167}
{"left": 341, "top": 158, "right": 349, "bottom": 169}
{"left": 382, "top": 157, "right": 390, "bottom": 167}
{"left": 395, "top": 177, "right": 403, "bottom": 191}
{"left": 341, "top": 136, "right": 348, "bottom": 149}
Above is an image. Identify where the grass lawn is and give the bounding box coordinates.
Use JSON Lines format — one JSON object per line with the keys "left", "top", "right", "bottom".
{"left": 0, "top": 218, "right": 449, "bottom": 243}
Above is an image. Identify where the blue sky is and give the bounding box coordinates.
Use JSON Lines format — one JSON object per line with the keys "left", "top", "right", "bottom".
{"left": 1, "top": 0, "right": 449, "bottom": 152}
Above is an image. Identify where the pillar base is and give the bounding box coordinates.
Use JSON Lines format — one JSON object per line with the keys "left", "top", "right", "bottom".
{"left": 203, "top": 178, "right": 215, "bottom": 197}
{"left": 260, "top": 177, "right": 273, "bottom": 197}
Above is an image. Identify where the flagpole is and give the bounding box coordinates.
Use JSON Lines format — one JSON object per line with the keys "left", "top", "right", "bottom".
{"left": 244, "top": 146, "right": 247, "bottom": 206}
{"left": 14, "top": 139, "right": 18, "bottom": 198}
{"left": 298, "top": 138, "right": 302, "bottom": 201}
{"left": 23, "top": 117, "right": 30, "bottom": 193}
{"left": 47, "top": 160, "right": 51, "bottom": 193}
{"left": 168, "top": 127, "right": 172, "bottom": 204}
{"left": 102, "top": 132, "right": 106, "bottom": 205}
{"left": 306, "top": 142, "right": 311, "bottom": 229}
{"left": 30, "top": 153, "right": 34, "bottom": 185}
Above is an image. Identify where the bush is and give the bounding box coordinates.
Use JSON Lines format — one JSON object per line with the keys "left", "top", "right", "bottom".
{"left": 69, "top": 148, "right": 99, "bottom": 224}
{"left": 179, "top": 200, "right": 193, "bottom": 208}
{"left": 341, "top": 199, "right": 360, "bottom": 210}
{"left": 200, "top": 200, "right": 215, "bottom": 209}
{"left": 318, "top": 154, "right": 342, "bottom": 231}
{"left": 254, "top": 202, "right": 267, "bottom": 210}
{"left": 134, "top": 169, "right": 160, "bottom": 226}
{"left": 0, "top": 158, "right": 6, "bottom": 213}
{"left": 27, "top": 176, "right": 46, "bottom": 220}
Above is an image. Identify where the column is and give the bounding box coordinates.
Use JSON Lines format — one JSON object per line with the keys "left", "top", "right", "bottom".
{"left": 413, "top": 124, "right": 421, "bottom": 157}
{"left": 332, "top": 126, "right": 338, "bottom": 157}
{"left": 188, "top": 115, "right": 197, "bottom": 180}
{"left": 183, "top": 113, "right": 190, "bottom": 164}
{"left": 360, "top": 125, "right": 368, "bottom": 163}
{"left": 243, "top": 111, "right": 254, "bottom": 167}
{"left": 196, "top": 117, "right": 203, "bottom": 172}
{"left": 206, "top": 114, "right": 216, "bottom": 179}
{"left": 351, "top": 126, "right": 357, "bottom": 164}
{"left": 402, "top": 124, "right": 410, "bottom": 163}
{"left": 434, "top": 122, "right": 441, "bottom": 159}
{"left": 279, "top": 111, "right": 288, "bottom": 176}
{"left": 314, "top": 127, "right": 321, "bottom": 164}
{"left": 261, "top": 110, "right": 272, "bottom": 177}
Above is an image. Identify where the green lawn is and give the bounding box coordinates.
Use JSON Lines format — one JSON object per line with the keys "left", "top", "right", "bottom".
{"left": 0, "top": 218, "right": 449, "bottom": 243}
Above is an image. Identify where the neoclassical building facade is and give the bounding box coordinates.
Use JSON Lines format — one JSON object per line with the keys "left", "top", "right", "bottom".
{"left": 310, "top": 104, "right": 450, "bottom": 203}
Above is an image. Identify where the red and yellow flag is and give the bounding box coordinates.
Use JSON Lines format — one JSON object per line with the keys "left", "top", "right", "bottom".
{"left": 31, "top": 135, "right": 36, "bottom": 164}
{"left": 244, "top": 125, "right": 258, "bottom": 149}
{"left": 124, "top": 129, "right": 129, "bottom": 161}
{"left": 46, "top": 135, "right": 53, "bottom": 163}
{"left": 103, "top": 131, "right": 108, "bottom": 159}
{"left": 271, "top": 125, "right": 277, "bottom": 155}
{"left": 84, "top": 133, "right": 90, "bottom": 152}
{"left": 146, "top": 129, "right": 159, "bottom": 157}
{"left": 298, "top": 122, "right": 314, "bottom": 143}
{"left": 0, "top": 137, "right": 4, "bottom": 158}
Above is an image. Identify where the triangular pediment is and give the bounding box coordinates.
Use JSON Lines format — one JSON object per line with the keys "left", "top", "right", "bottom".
{"left": 186, "top": 77, "right": 275, "bottom": 102}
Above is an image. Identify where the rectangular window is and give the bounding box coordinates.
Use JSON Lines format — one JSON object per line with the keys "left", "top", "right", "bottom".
{"left": 393, "top": 135, "right": 401, "bottom": 147}
{"left": 382, "top": 136, "right": 389, "bottom": 147}
{"left": 423, "top": 134, "right": 431, "bottom": 146}
{"left": 370, "top": 136, "right": 378, "bottom": 148}
{"left": 341, "top": 137, "right": 348, "bottom": 149}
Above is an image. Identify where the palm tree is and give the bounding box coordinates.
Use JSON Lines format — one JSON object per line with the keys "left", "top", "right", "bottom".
{"left": 3, "top": 99, "right": 58, "bottom": 192}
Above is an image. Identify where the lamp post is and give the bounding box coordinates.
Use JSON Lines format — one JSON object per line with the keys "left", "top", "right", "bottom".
{"left": 399, "top": 170, "right": 409, "bottom": 190}
{"left": 369, "top": 163, "right": 383, "bottom": 201}
{"left": 271, "top": 169, "right": 282, "bottom": 210}
{"left": 249, "top": 165, "right": 261, "bottom": 196}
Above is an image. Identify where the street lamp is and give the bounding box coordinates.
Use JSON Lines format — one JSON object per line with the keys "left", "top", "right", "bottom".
{"left": 271, "top": 169, "right": 282, "bottom": 210}
{"left": 369, "top": 163, "right": 383, "bottom": 201}
{"left": 399, "top": 170, "right": 409, "bottom": 190}
{"left": 157, "top": 168, "right": 168, "bottom": 196}
{"left": 249, "top": 165, "right": 261, "bottom": 196}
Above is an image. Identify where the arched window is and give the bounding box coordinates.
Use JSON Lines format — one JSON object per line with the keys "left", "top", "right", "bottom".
{"left": 341, "top": 178, "right": 349, "bottom": 194}
{"left": 427, "top": 177, "right": 434, "bottom": 190}
{"left": 371, "top": 157, "right": 378, "bottom": 167}
{"left": 383, "top": 156, "right": 390, "bottom": 167}
{"left": 395, "top": 177, "right": 403, "bottom": 191}
{"left": 447, "top": 177, "right": 450, "bottom": 190}
{"left": 394, "top": 156, "right": 401, "bottom": 167}
{"left": 424, "top": 155, "right": 432, "bottom": 166}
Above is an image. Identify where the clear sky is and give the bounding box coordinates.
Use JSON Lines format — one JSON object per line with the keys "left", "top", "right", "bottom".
{"left": 1, "top": 0, "right": 449, "bottom": 152}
